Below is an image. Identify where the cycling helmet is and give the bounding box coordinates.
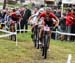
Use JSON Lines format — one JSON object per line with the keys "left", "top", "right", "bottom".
{"left": 45, "top": 7, "right": 52, "bottom": 11}
{"left": 39, "top": 8, "right": 44, "bottom": 13}
{"left": 16, "top": 11, "right": 20, "bottom": 15}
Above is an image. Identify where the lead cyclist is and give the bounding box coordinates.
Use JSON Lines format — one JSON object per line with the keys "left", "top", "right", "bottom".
{"left": 37, "top": 7, "right": 59, "bottom": 48}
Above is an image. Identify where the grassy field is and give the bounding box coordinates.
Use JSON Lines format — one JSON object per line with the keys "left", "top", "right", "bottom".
{"left": 0, "top": 2, "right": 21, "bottom": 9}
{"left": 0, "top": 32, "right": 75, "bottom": 63}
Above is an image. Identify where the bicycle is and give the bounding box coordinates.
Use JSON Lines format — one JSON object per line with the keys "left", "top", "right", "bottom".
{"left": 41, "top": 26, "right": 50, "bottom": 59}
{"left": 32, "top": 24, "right": 40, "bottom": 49}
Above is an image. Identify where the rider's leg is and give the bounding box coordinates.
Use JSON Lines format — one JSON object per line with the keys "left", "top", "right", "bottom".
{"left": 31, "top": 25, "right": 36, "bottom": 39}
{"left": 39, "top": 27, "right": 44, "bottom": 42}
{"left": 48, "top": 31, "right": 51, "bottom": 48}
{"left": 47, "top": 30, "right": 51, "bottom": 52}
{"left": 31, "top": 25, "right": 35, "bottom": 32}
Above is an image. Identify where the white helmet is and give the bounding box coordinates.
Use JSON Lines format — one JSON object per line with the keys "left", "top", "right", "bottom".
{"left": 39, "top": 8, "right": 44, "bottom": 13}
{"left": 16, "top": 11, "right": 20, "bottom": 15}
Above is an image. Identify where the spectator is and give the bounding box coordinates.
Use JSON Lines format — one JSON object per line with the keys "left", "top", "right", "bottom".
{"left": 2, "top": 10, "right": 7, "bottom": 23}
{"left": 59, "top": 13, "right": 66, "bottom": 40}
{"left": 66, "top": 9, "right": 72, "bottom": 41}
{"left": 55, "top": 9, "right": 61, "bottom": 18}
{"left": 10, "top": 9, "right": 21, "bottom": 32}
{"left": 32, "top": 3, "right": 35, "bottom": 9}
{"left": 20, "top": 7, "right": 25, "bottom": 17}
{"left": 21, "top": 7, "right": 31, "bottom": 33}
{"left": 71, "top": 9, "right": 75, "bottom": 41}
{"left": 4, "top": 11, "right": 11, "bottom": 30}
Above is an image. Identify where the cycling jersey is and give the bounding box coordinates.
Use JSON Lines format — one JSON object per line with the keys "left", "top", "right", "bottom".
{"left": 39, "top": 12, "right": 57, "bottom": 27}
{"left": 30, "top": 8, "right": 45, "bottom": 24}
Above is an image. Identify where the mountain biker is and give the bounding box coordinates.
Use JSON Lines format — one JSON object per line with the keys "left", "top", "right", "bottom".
{"left": 38, "top": 7, "right": 59, "bottom": 43}
{"left": 29, "top": 7, "right": 45, "bottom": 38}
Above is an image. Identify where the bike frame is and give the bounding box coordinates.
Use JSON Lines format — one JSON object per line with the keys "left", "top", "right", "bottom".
{"left": 33, "top": 25, "right": 40, "bottom": 49}
{"left": 41, "top": 27, "right": 50, "bottom": 59}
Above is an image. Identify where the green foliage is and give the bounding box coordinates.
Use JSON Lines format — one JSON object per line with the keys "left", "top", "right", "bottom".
{"left": 0, "top": 32, "right": 75, "bottom": 63}
{"left": 0, "top": 3, "right": 3, "bottom": 6}
{"left": 8, "top": 0, "right": 17, "bottom": 5}
{"left": 27, "top": 3, "right": 32, "bottom": 9}
{"left": 23, "top": 3, "right": 33, "bottom": 9}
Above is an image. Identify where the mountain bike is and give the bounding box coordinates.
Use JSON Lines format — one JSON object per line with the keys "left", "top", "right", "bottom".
{"left": 32, "top": 24, "right": 40, "bottom": 49}
{"left": 41, "top": 26, "right": 50, "bottom": 59}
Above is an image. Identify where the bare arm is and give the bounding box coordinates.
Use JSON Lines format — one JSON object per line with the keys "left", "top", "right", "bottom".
{"left": 51, "top": 13, "right": 59, "bottom": 27}
{"left": 28, "top": 15, "right": 34, "bottom": 22}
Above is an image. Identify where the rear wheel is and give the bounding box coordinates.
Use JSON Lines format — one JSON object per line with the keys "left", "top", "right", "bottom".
{"left": 33, "top": 37, "right": 36, "bottom": 48}
{"left": 33, "top": 25, "right": 40, "bottom": 49}
{"left": 42, "top": 47, "right": 44, "bottom": 56}
{"left": 44, "top": 47, "right": 47, "bottom": 59}
{"left": 36, "top": 41, "right": 39, "bottom": 49}
{"left": 34, "top": 32, "right": 39, "bottom": 49}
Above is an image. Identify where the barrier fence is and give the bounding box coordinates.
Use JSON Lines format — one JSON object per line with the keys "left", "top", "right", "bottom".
{"left": 0, "top": 29, "right": 73, "bottom": 63}
{"left": 0, "top": 29, "right": 17, "bottom": 45}
{"left": 0, "top": 29, "right": 75, "bottom": 46}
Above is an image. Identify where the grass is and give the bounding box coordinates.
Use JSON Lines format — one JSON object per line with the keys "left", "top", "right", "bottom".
{"left": 8, "top": 4, "right": 21, "bottom": 8}
{"left": 0, "top": 32, "right": 75, "bottom": 63}
{"left": 0, "top": 3, "right": 3, "bottom": 6}
{"left": 0, "top": 2, "right": 21, "bottom": 9}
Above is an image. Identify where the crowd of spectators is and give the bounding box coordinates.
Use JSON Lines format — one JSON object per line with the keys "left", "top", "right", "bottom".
{"left": 54, "top": 8, "right": 75, "bottom": 41}
{"left": 0, "top": 6, "right": 31, "bottom": 32}
{"left": 0, "top": 5, "right": 75, "bottom": 41}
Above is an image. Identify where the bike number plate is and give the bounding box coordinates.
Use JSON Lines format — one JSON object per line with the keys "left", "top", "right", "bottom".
{"left": 44, "top": 26, "right": 50, "bottom": 31}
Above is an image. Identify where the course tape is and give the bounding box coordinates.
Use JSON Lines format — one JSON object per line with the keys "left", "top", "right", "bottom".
{"left": 0, "top": 29, "right": 16, "bottom": 34}
{"left": 0, "top": 33, "right": 14, "bottom": 38}
{"left": 52, "top": 31, "right": 75, "bottom": 36}
{"left": 16, "top": 29, "right": 31, "bottom": 32}
{"left": 0, "top": 29, "right": 16, "bottom": 38}
{"left": 0, "top": 29, "right": 75, "bottom": 38}
{"left": 0, "top": 29, "right": 11, "bottom": 34}
{"left": 17, "top": 29, "right": 75, "bottom": 36}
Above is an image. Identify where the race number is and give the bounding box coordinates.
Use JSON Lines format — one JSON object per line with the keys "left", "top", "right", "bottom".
{"left": 44, "top": 26, "right": 50, "bottom": 31}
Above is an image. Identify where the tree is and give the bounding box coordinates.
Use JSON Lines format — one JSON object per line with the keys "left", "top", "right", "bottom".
{"left": 3, "top": 0, "right": 7, "bottom": 9}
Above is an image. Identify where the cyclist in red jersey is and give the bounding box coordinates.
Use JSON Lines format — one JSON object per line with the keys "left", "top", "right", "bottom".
{"left": 38, "top": 7, "right": 59, "bottom": 41}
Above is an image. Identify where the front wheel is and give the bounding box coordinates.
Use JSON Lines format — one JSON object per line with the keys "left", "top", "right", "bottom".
{"left": 42, "top": 47, "right": 48, "bottom": 59}
{"left": 36, "top": 41, "right": 39, "bottom": 49}
{"left": 44, "top": 47, "right": 48, "bottom": 59}
{"left": 42, "top": 32, "right": 50, "bottom": 59}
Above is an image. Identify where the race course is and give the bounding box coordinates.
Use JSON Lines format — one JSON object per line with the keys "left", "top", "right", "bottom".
{"left": 0, "top": 32, "right": 75, "bottom": 63}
